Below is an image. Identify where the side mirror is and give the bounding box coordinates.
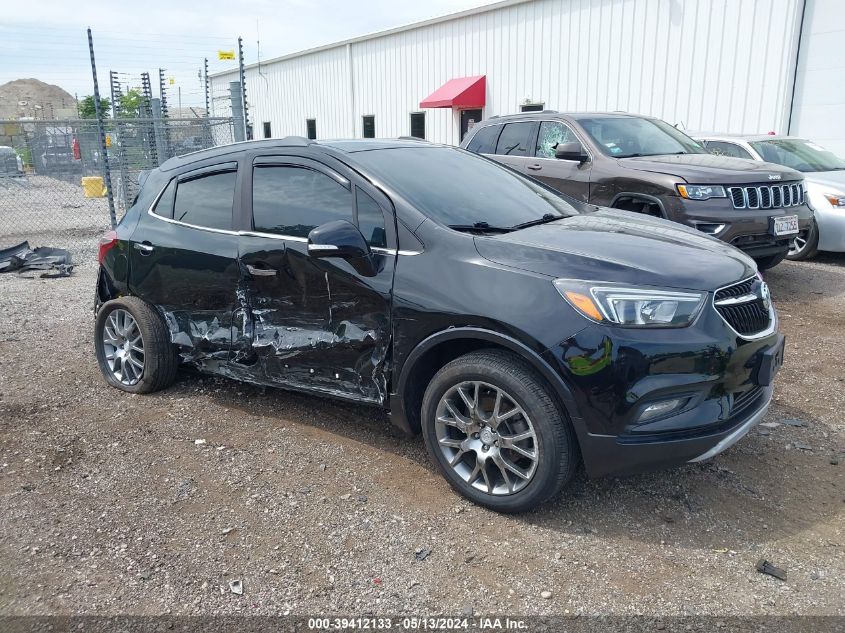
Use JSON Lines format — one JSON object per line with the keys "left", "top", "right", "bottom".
{"left": 307, "top": 219, "right": 377, "bottom": 277}
{"left": 555, "top": 141, "right": 588, "bottom": 163}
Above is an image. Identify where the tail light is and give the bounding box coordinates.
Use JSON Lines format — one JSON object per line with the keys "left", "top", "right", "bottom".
{"left": 98, "top": 230, "right": 118, "bottom": 264}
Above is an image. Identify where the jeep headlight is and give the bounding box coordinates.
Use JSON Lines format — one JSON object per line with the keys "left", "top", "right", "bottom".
{"left": 677, "top": 184, "right": 726, "bottom": 200}
{"left": 554, "top": 280, "right": 706, "bottom": 327}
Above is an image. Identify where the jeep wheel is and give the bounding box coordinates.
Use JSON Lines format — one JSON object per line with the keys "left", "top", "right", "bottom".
{"left": 421, "top": 349, "right": 578, "bottom": 513}
{"left": 95, "top": 297, "right": 178, "bottom": 394}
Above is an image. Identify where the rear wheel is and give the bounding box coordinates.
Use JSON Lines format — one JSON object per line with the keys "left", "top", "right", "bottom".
{"left": 786, "top": 219, "right": 819, "bottom": 261}
{"left": 420, "top": 349, "right": 578, "bottom": 513}
{"left": 95, "top": 297, "right": 178, "bottom": 394}
{"left": 754, "top": 252, "right": 788, "bottom": 271}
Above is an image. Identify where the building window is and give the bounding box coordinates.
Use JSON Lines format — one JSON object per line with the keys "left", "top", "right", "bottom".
{"left": 362, "top": 115, "right": 375, "bottom": 138}
{"left": 410, "top": 112, "right": 425, "bottom": 139}
{"left": 262, "top": 121, "right": 272, "bottom": 139}
{"left": 306, "top": 119, "right": 316, "bottom": 140}
{"left": 520, "top": 103, "right": 545, "bottom": 112}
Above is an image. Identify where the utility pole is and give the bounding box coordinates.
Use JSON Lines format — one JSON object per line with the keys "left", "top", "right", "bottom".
{"left": 238, "top": 36, "right": 250, "bottom": 140}
{"left": 108, "top": 71, "right": 117, "bottom": 118}
{"left": 86, "top": 28, "right": 117, "bottom": 229}
{"left": 158, "top": 68, "right": 169, "bottom": 118}
{"left": 140, "top": 72, "right": 158, "bottom": 164}
{"left": 204, "top": 57, "right": 210, "bottom": 118}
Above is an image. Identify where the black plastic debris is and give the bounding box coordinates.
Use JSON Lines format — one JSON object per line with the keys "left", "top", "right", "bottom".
{"left": 756, "top": 558, "right": 787, "bottom": 581}
{"left": 0, "top": 241, "right": 73, "bottom": 277}
{"left": 415, "top": 547, "right": 432, "bottom": 561}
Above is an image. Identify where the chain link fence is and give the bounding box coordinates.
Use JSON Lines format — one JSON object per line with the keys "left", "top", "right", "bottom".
{"left": 0, "top": 116, "right": 235, "bottom": 260}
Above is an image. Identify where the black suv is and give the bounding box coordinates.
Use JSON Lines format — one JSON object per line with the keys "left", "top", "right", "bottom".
{"left": 95, "top": 138, "right": 784, "bottom": 512}
{"left": 461, "top": 112, "right": 812, "bottom": 270}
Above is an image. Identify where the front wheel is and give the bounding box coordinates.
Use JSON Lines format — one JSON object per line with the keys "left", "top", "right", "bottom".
{"left": 421, "top": 349, "right": 578, "bottom": 513}
{"left": 786, "top": 219, "right": 819, "bottom": 261}
{"left": 754, "top": 252, "right": 788, "bottom": 271}
{"left": 94, "top": 297, "right": 178, "bottom": 394}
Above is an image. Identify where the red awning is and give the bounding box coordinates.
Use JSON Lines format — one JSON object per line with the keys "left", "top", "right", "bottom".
{"left": 420, "top": 75, "right": 486, "bottom": 109}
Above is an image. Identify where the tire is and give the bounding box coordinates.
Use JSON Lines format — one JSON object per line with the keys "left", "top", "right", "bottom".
{"left": 420, "top": 349, "right": 578, "bottom": 513}
{"left": 754, "top": 252, "right": 788, "bottom": 271}
{"left": 94, "top": 297, "right": 178, "bottom": 394}
{"left": 786, "top": 219, "right": 819, "bottom": 261}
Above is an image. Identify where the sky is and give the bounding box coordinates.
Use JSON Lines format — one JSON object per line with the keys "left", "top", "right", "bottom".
{"left": 0, "top": 0, "right": 499, "bottom": 112}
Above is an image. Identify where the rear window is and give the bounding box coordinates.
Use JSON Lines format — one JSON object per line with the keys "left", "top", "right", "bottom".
{"left": 466, "top": 124, "right": 501, "bottom": 154}
{"left": 173, "top": 171, "right": 236, "bottom": 230}
{"left": 352, "top": 147, "right": 579, "bottom": 228}
{"left": 495, "top": 122, "right": 534, "bottom": 156}
{"left": 152, "top": 179, "right": 176, "bottom": 218}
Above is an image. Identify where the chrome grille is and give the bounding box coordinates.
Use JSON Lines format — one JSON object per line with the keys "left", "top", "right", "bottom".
{"left": 727, "top": 183, "right": 804, "bottom": 209}
{"left": 714, "top": 277, "right": 772, "bottom": 337}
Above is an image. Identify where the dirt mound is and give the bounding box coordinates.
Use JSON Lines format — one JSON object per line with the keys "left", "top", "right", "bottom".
{"left": 0, "top": 78, "right": 77, "bottom": 120}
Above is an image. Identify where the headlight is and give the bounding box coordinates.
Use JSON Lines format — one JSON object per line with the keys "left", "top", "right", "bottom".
{"left": 553, "top": 280, "right": 706, "bottom": 327}
{"left": 824, "top": 192, "right": 845, "bottom": 207}
{"left": 677, "top": 184, "right": 726, "bottom": 200}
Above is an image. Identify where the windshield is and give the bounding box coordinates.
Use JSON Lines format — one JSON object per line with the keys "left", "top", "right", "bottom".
{"left": 749, "top": 138, "right": 845, "bottom": 172}
{"left": 578, "top": 117, "right": 707, "bottom": 158}
{"left": 352, "top": 147, "right": 581, "bottom": 229}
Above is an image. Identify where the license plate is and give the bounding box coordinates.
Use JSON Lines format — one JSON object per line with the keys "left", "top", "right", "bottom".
{"left": 756, "top": 335, "right": 785, "bottom": 387}
{"left": 772, "top": 215, "right": 799, "bottom": 236}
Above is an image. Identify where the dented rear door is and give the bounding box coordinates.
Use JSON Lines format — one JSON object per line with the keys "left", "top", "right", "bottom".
{"left": 236, "top": 154, "right": 396, "bottom": 403}
{"left": 128, "top": 162, "right": 242, "bottom": 364}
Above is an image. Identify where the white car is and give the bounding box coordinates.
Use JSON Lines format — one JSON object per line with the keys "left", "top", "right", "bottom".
{"left": 696, "top": 134, "right": 845, "bottom": 260}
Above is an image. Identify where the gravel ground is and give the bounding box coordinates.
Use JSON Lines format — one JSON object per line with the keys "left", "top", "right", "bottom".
{"left": 0, "top": 254, "right": 843, "bottom": 617}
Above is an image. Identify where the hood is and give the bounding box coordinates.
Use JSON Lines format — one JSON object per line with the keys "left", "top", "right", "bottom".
{"left": 619, "top": 153, "right": 803, "bottom": 184}
{"left": 474, "top": 208, "right": 756, "bottom": 291}
{"left": 803, "top": 170, "right": 845, "bottom": 192}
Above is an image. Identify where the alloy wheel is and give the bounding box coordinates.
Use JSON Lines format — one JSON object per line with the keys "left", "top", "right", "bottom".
{"left": 434, "top": 380, "right": 539, "bottom": 495}
{"left": 789, "top": 230, "right": 809, "bottom": 257}
{"left": 101, "top": 308, "right": 145, "bottom": 386}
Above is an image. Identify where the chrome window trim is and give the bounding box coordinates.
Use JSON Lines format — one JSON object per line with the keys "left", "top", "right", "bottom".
{"left": 711, "top": 276, "right": 777, "bottom": 341}
{"left": 147, "top": 201, "right": 421, "bottom": 255}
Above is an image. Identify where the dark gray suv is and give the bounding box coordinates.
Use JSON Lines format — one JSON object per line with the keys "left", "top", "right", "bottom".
{"left": 461, "top": 112, "right": 813, "bottom": 270}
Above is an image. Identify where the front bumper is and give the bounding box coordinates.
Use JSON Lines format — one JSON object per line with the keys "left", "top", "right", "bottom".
{"left": 572, "top": 386, "right": 772, "bottom": 477}
{"left": 665, "top": 197, "right": 813, "bottom": 258}
{"left": 543, "top": 302, "right": 782, "bottom": 478}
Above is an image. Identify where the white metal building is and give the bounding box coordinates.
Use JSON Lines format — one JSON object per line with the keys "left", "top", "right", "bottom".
{"left": 211, "top": 0, "right": 845, "bottom": 155}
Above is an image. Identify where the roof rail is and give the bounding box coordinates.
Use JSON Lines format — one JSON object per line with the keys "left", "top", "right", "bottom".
{"left": 540, "top": 109, "right": 559, "bottom": 114}
{"left": 397, "top": 136, "right": 430, "bottom": 142}
{"left": 279, "top": 135, "right": 311, "bottom": 146}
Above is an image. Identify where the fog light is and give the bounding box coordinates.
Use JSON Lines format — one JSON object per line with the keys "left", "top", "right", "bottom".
{"left": 639, "top": 398, "right": 687, "bottom": 422}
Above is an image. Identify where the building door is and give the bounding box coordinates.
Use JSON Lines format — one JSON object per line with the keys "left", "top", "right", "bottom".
{"left": 460, "top": 109, "right": 483, "bottom": 141}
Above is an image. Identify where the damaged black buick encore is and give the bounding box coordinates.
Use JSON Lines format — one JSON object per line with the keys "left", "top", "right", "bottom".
{"left": 95, "top": 137, "right": 784, "bottom": 512}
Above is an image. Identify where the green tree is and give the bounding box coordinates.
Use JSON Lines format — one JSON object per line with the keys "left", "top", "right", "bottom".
{"left": 117, "top": 89, "right": 143, "bottom": 117}
{"left": 78, "top": 95, "right": 111, "bottom": 119}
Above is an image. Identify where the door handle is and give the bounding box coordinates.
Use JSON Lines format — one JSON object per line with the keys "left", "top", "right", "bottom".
{"left": 134, "top": 242, "right": 154, "bottom": 255}
{"left": 246, "top": 264, "right": 277, "bottom": 277}
{"left": 526, "top": 164, "right": 542, "bottom": 171}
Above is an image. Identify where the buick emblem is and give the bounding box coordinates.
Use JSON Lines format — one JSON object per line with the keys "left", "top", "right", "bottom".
{"left": 768, "top": 174, "right": 782, "bottom": 181}
{"left": 760, "top": 282, "right": 772, "bottom": 310}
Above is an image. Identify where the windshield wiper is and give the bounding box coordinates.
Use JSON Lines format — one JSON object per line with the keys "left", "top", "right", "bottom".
{"left": 511, "top": 213, "right": 562, "bottom": 230}
{"left": 448, "top": 221, "right": 514, "bottom": 234}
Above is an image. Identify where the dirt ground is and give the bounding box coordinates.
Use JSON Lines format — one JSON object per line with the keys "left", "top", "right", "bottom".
{"left": 0, "top": 254, "right": 843, "bottom": 617}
